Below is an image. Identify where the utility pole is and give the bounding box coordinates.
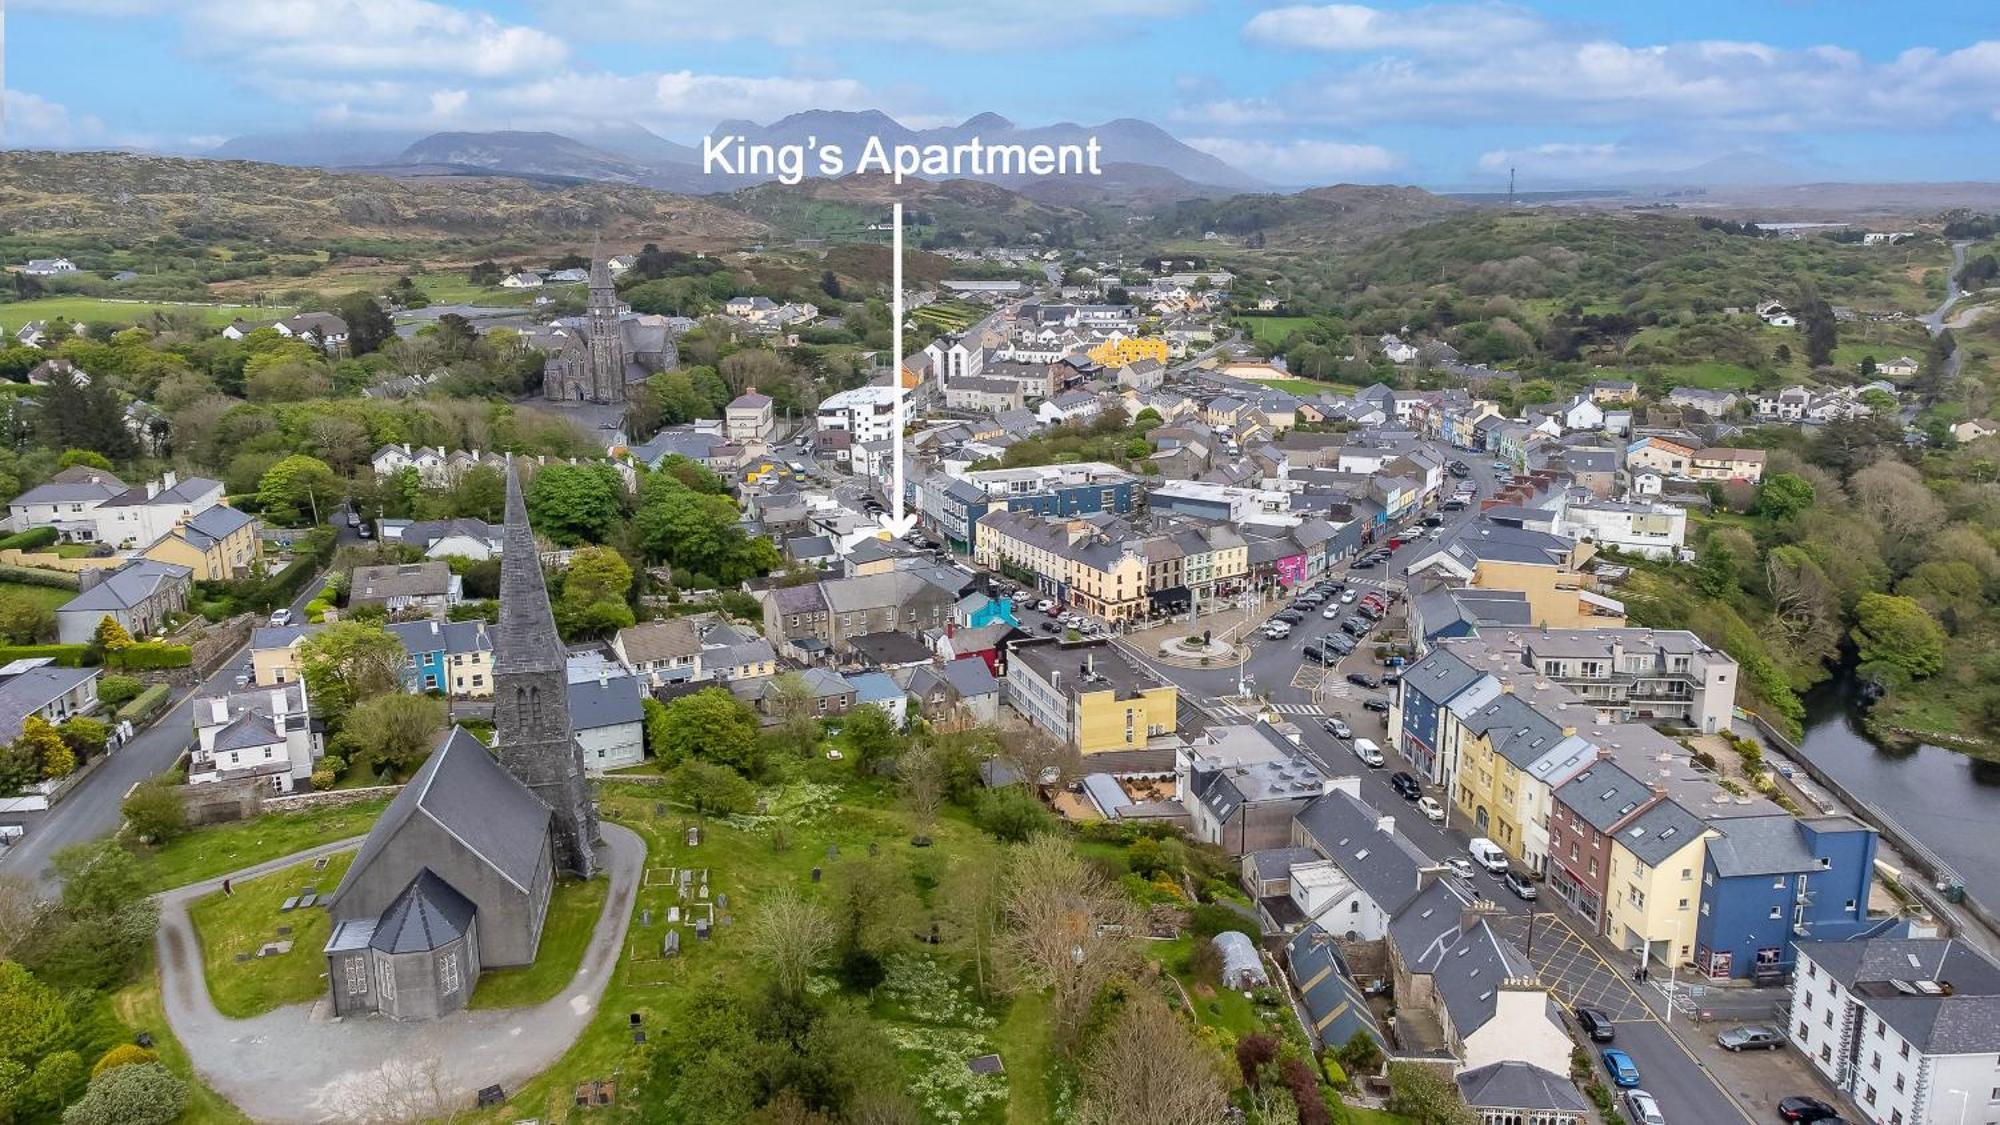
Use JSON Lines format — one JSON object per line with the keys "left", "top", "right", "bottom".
{"left": 1507, "top": 165, "right": 1516, "bottom": 203}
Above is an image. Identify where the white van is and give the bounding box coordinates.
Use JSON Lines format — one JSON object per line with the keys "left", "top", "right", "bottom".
{"left": 1468, "top": 837, "right": 1510, "bottom": 874}
{"left": 1350, "top": 737, "right": 1385, "bottom": 768}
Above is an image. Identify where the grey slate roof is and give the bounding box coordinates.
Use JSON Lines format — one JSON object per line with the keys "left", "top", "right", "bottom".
{"left": 1803, "top": 937, "right": 2000, "bottom": 1055}
{"left": 1552, "top": 760, "right": 1656, "bottom": 833}
{"left": 1294, "top": 788, "right": 1435, "bottom": 917}
{"left": 209, "top": 710, "right": 283, "bottom": 753}
{"left": 1456, "top": 1061, "right": 1590, "bottom": 1113}
{"left": 0, "top": 665, "right": 99, "bottom": 740}
{"left": 1388, "top": 882, "right": 1531, "bottom": 1038}
{"left": 369, "top": 868, "right": 477, "bottom": 954}
{"left": 9, "top": 468, "right": 128, "bottom": 507}
{"left": 1398, "top": 646, "right": 1484, "bottom": 707}
{"left": 494, "top": 462, "right": 564, "bottom": 675}
{"left": 1613, "top": 797, "right": 1707, "bottom": 866}
{"left": 63, "top": 560, "right": 191, "bottom": 614}
{"left": 331, "top": 726, "right": 552, "bottom": 900}
{"left": 179, "top": 503, "right": 255, "bottom": 546}
{"left": 1288, "top": 924, "right": 1388, "bottom": 1050}
{"left": 566, "top": 674, "right": 644, "bottom": 731}
{"left": 940, "top": 656, "right": 999, "bottom": 696}
{"left": 1706, "top": 813, "right": 1819, "bottom": 877}
{"left": 1248, "top": 846, "right": 1321, "bottom": 882}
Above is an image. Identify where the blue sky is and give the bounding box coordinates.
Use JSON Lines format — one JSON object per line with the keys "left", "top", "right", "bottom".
{"left": 10, "top": 0, "right": 2000, "bottom": 186}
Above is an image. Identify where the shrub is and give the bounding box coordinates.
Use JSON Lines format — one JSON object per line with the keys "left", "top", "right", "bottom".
{"left": 106, "top": 643, "right": 191, "bottom": 670}
{"left": 973, "top": 785, "right": 1054, "bottom": 842}
{"left": 116, "top": 684, "right": 170, "bottom": 724}
{"left": 664, "top": 760, "right": 757, "bottom": 815}
{"left": 121, "top": 778, "right": 187, "bottom": 844}
{"left": 1186, "top": 902, "right": 1244, "bottom": 940}
{"left": 0, "top": 527, "right": 59, "bottom": 550}
{"left": 0, "top": 644, "right": 91, "bottom": 666}
{"left": 95, "top": 675, "right": 143, "bottom": 707}
{"left": 62, "top": 1062, "right": 186, "bottom": 1125}
{"left": 0, "top": 564, "right": 80, "bottom": 589}
{"left": 89, "top": 1045, "right": 156, "bottom": 1078}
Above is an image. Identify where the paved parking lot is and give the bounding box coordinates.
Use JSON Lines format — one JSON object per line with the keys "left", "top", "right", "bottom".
{"left": 1491, "top": 910, "right": 1654, "bottom": 1022}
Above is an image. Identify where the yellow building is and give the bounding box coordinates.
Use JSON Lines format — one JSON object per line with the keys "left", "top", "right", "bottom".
{"left": 1602, "top": 803, "right": 1712, "bottom": 968}
{"left": 1087, "top": 336, "right": 1170, "bottom": 368}
{"left": 140, "top": 505, "right": 261, "bottom": 582}
{"left": 1008, "top": 638, "right": 1178, "bottom": 758}
{"left": 974, "top": 509, "right": 1149, "bottom": 622}
{"left": 1448, "top": 691, "right": 1596, "bottom": 873}
{"left": 1408, "top": 525, "right": 1624, "bottom": 629}
{"left": 251, "top": 626, "right": 314, "bottom": 687}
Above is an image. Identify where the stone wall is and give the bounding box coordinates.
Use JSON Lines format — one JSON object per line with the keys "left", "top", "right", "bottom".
{"left": 179, "top": 780, "right": 266, "bottom": 826}
{"left": 263, "top": 784, "right": 403, "bottom": 814}
{"left": 184, "top": 613, "right": 255, "bottom": 677}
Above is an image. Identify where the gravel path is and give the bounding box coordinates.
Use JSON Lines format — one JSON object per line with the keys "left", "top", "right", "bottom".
{"left": 153, "top": 822, "right": 644, "bottom": 1123}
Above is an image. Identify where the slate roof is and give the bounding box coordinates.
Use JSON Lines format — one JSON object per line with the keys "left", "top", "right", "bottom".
{"left": 208, "top": 710, "right": 284, "bottom": 754}
{"left": 1803, "top": 937, "right": 2000, "bottom": 1055}
{"left": 369, "top": 868, "right": 478, "bottom": 954}
{"left": 331, "top": 726, "right": 552, "bottom": 901}
{"left": 941, "top": 656, "right": 999, "bottom": 696}
{"left": 1286, "top": 924, "right": 1388, "bottom": 1050}
{"left": 386, "top": 619, "right": 490, "bottom": 657}
{"left": 1294, "top": 788, "right": 1435, "bottom": 918}
{"left": 351, "top": 561, "right": 454, "bottom": 601}
{"left": 178, "top": 504, "right": 256, "bottom": 546}
{"left": 614, "top": 619, "right": 705, "bottom": 664}
{"left": 62, "top": 560, "right": 191, "bottom": 615}
{"left": 10, "top": 470, "right": 128, "bottom": 507}
{"left": 847, "top": 631, "right": 932, "bottom": 665}
{"left": 566, "top": 674, "right": 645, "bottom": 731}
{"left": 703, "top": 638, "right": 776, "bottom": 672}
{"left": 844, "top": 670, "right": 902, "bottom": 705}
{"left": 1613, "top": 797, "right": 1707, "bottom": 866}
{"left": 1706, "top": 813, "right": 1819, "bottom": 877}
{"left": 0, "top": 665, "right": 99, "bottom": 739}
{"left": 1247, "top": 846, "right": 1321, "bottom": 882}
{"left": 100, "top": 476, "right": 221, "bottom": 508}
{"left": 1456, "top": 1061, "right": 1591, "bottom": 1113}
{"left": 1552, "top": 760, "right": 1656, "bottom": 833}
{"left": 1388, "top": 881, "right": 1532, "bottom": 1038}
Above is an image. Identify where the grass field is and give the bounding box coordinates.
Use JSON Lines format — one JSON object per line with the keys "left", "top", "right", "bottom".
{"left": 0, "top": 581, "right": 75, "bottom": 610}
{"left": 1656, "top": 362, "right": 1763, "bottom": 390}
{"left": 466, "top": 876, "right": 609, "bottom": 1009}
{"left": 1249, "top": 376, "right": 1359, "bottom": 396}
{"left": 112, "top": 975, "right": 252, "bottom": 1125}
{"left": 912, "top": 299, "right": 986, "bottom": 332}
{"left": 0, "top": 296, "right": 290, "bottom": 329}
{"left": 135, "top": 797, "right": 388, "bottom": 893}
{"left": 188, "top": 852, "right": 356, "bottom": 1018}
{"left": 1242, "top": 315, "right": 1317, "bottom": 346}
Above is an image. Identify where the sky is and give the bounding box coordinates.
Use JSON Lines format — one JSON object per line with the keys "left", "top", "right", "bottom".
{"left": 8, "top": 0, "right": 2000, "bottom": 188}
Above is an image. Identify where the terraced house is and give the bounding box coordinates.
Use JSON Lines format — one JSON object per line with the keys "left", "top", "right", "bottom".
{"left": 974, "top": 509, "right": 1148, "bottom": 622}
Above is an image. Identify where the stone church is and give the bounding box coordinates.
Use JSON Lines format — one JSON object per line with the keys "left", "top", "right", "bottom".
{"left": 322, "top": 460, "right": 600, "bottom": 1020}
{"left": 541, "top": 255, "right": 677, "bottom": 404}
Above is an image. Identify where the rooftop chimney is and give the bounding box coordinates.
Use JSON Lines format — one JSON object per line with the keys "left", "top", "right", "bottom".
{"left": 209, "top": 698, "right": 228, "bottom": 725}
{"left": 162, "top": 471, "right": 177, "bottom": 489}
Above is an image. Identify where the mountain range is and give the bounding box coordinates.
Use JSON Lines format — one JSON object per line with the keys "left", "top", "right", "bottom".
{"left": 206, "top": 111, "right": 1260, "bottom": 199}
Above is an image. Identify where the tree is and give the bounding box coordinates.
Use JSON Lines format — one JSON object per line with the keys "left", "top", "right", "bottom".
{"left": 1694, "top": 535, "right": 1738, "bottom": 598}
{"left": 50, "top": 838, "right": 146, "bottom": 918}
{"left": 1386, "top": 1062, "right": 1478, "bottom": 1125}
{"left": 526, "top": 463, "right": 624, "bottom": 545}
{"left": 255, "top": 454, "right": 341, "bottom": 526}
{"left": 92, "top": 615, "right": 134, "bottom": 652}
{"left": 35, "top": 365, "right": 135, "bottom": 462}
{"left": 665, "top": 760, "right": 758, "bottom": 815}
{"left": 1075, "top": 995, "right": 1228, "bottom": 1125}
{"left": 15, "top": 714, "right": 75, "bottom": 780}
{"left": 843, "top": 704, "right": 902, "bottom": 773}
{"left": 59, "top": 716, "right": 108, "bottom": 763}
{"left": 1336, "top": 1028, "right": 1386, "bottom": 1078}
{"left": 897, "top": 741, "right": 945, "bottom": 843}
{"left": 300, "top": 621, "right": 407, "bottom": 722}
{"left": 746, "top": 887, "right": 836, "bottom": 998}
{"left": 340, "top": 692, "right": 446, "bottom": 775}
{"left": 57, "top": 448, "right": 111, "bottom": 471}
{"left": 0, "top": 593, "right": 55, "bottom": 645}
{"left": 650, "top": 687, "right": 761, "bottom": 773}
{"left": 764, "top": 672, "right": 821, "bottom": 756}
{"left": 556, "top": 546, "right": 635, "bottom": 638}
{"left": 1755, "top": 472, "right": 1815, "bottom": 522}
{"left": 62, "top": 1062, "right": 187, "bottom": 1125}
{"left": 820, "top": 269, "right": 843, "bottom": 299}
{"left": 975, "top": 785, "right": 1053, "bottom": 842}
{"left": 334, "top": 292, "right": 394, "bottom": 355}
{"left": 121, "top": 777, "right": 188, "bottom": 843}
{"left": 997, "top": 833, "right": 1141, "bottom": 1052}
{"left": 0, "top": 961, "right": 72, "bottom": 1083}
{"left": 1853, "top": 593, "right": 1946, "bottom": 680}
{"left": 1235, "top": 1031, "right": 1280, "bottom": 1087}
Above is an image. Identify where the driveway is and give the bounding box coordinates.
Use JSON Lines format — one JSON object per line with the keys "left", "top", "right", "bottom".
{"left": 152, "top": 823, "right": 643, "bottom": 1123}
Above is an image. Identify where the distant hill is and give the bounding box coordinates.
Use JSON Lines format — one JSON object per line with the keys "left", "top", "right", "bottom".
{"left": 1146, "top": 184, "right": 1472, "bottom": 248}
{"left": 208, "top": 129, "right": 423, "bottom": 168}
{"left": 395, "top": 131, "right": 654, "bottom": 184}
{"left": 722, "top": 172, "right": 1101, "bottom": 245}
{"left": 1016, "top": 162, "right": 1234, "bottom": 207}
{"left": 0, "top": 151, "right": 771, "bottom": 247}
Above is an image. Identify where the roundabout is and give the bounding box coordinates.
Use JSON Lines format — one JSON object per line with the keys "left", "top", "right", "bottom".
{"left": 1154, "top": 630, "right": 1247, "bottom": 668}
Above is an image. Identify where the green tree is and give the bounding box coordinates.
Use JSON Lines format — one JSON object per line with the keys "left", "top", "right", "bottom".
{"left": 1853, "top": 593, "right": 1946, "bottom": 680}
{"left": 62, "top": 1062, "right": 187, "bottom": 1125}
{"left": 340, "top": 692, "right": 446, "bottom": 775}
{"left": 333, "top": 292, "right": 394, "bottom": 355}
{"left": 57, "top": 448, "right": 112, "bottom": 471}
{"left": 763, "top": 672, "right": 820, "bottom": 756}
{"left": 1694, "top": 535, "right": 1738, "bottom": 598}
{"left": 0, "top": 593, "right": 55, "bottom": 644}
{"left": 1387, "top": 1061, "right": 1478, "bottom": 1125}
{"left": 526, "top": 463, "right": 624, "bottom": 545}
{"left": 1755, "top": 472, "right": 1816, "bottom": 522}
{"left": 843, "top": 704, "right": 902, "bottom": 773}
{"left": 121, "top": 776, "right": 188, "bottom": 843}
{"left": 92, "top": 615, "right": 134, "bottom": 652}
{"left": 556, "top": 546, "right": 635, "bottom": 638}
{"left": 255, "top": 454, "right": 341, "bottom": 526}
{"left": 665, "top": 760, "right": 758, "bottom": 815}
{"left": 58, "top": 716, "right": 108, "bottom": 763}
{"left": 651, "top": 687, "right": 761, "bottom": 773}
{"left": 17, "top": 714, "right": 75, "bottom": 779}
{"left": 299, "top": 620, "right": 407, "bottom": 722}
{"left": 0, "top": 961, "right": 73, "bottom": 1094}
{"left": 974, "top": 785, "right": 1053, "bottom": 842}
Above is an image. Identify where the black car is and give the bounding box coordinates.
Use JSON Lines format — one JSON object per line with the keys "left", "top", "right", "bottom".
{"left": 1421, "top": 514, "right": 1445, "bottom": 527}
{"left": 1346, "top": 672, "right": 1380, "bottom": 689}
{"left": 1573, "top": 1006, "right": 1615, "bottom": 1043}
{"left": 1038, "top": 621, "right": 1060, "bottom": 633}
{"left": 1779, "top": 1097, "right": 1839, "bottom": 1123}
{"left": 1388, "top": 772, "right": 1422, "bottom": 799}
{"left": 1351, "top": 558, "right": 1378, "bottom": 570}
{"left": 1362, "top": 696, "right": 1392, "bottom": 713}
{"left": 1276, "top": 609, "right": 1306, "bottom": 624}
{"left": 1358, "top": 604, "right": 1384, "bottom": 621}
{"left": 1324, "top": 636, "right": 1357, "bottom": 655}
{"left": 1302, "top": 644, "right": 1329, "bottom": 665}
{"left": 1341, "top": 618, "right": 1369, "bottom": 637}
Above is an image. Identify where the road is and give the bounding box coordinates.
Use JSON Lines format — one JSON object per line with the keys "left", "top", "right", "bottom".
{"left": 1921, "top": 239, "right": 1974, "bottom": 333}
{"left": 1108, "top": 442, "right": 1754, "bottom": 1124}
{"left": 0, "top": 520, "right": 353, "bottom": 889}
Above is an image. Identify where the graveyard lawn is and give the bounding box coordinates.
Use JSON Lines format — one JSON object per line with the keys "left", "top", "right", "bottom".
{"left": 136, "top": 796, "right": 389, "bottom": 892}
{"left": 466, "top": 875, "right": 609, "bottom": 1009}
{"left": 187, "top": 852, "right": 356, "bottom": 1019}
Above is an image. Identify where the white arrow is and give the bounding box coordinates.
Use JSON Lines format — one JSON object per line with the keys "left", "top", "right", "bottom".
{"left": 878, "top": 200, "right": 918, "bottom": 539}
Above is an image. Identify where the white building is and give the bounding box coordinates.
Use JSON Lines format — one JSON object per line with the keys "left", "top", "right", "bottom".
{"left": 1791, "top": 938, "right": 2000, "bottom": 1125}
{"left": 1558, "top": 498, "right": 1686, "bottom": 560}
{"left": 21, "top": 258, "right": 77, "bottom": 276}
{"left": 189, "top": 681, "right": 323, "bottom": 793}
{"left": 816, "top": 385, "right": 905, "bottom": 447}
{"left": 565, "top": 671, "right": 645, "bottom": 773}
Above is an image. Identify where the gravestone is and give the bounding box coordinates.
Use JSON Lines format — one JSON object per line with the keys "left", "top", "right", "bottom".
{"left": 695, "top": 918, "right": 710, "bottom": 940}
{"left": 810, "top": 867, "right": 821, "bottom": 883}
{"left": 663, "top": 931, "right": 680, "bottom": 957}
{"left": 640, "top": 909, "right": 652, "bottom": 927}
{"left": 717, "top": 893, "right": 728, "bottom": 911}
{"left": 685, "top": 826, "right": 701, "bottom": 847}
{"left": 279, "top": 897, "right": 299, "bottom": 912}
{"left": 826, "top": 845, "right": 839, "bottom": 860}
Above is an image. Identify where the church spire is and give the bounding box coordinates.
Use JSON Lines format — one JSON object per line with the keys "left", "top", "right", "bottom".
{"left": 496, "top": 458, "right": 565, "bottom": 675}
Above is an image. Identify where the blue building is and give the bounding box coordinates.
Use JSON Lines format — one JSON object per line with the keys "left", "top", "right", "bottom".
{"left": 386, "top": 619, "right": 492, "bottom": 696}
{"left": 1389, "top": 645, "right": 1486, "bottom": 783}
{"left": 1694, "top": 813, "right": 1898, "bottom": 982}
{"left": 926, "top": 465, "right": 1138, "bottom": 554}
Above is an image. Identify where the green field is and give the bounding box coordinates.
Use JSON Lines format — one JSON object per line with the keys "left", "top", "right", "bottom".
{"left": 912, "top": 299, "right": 986, "bottom": 332}
{"left": 134, "top": 797, "right": 388, "bottom": 893}
{"left": 188, "top": 853, "right": 356, "bottom": 1018}
{"left": 466, "top": 876, "right": 609, "bottom": 1008}
{"left": 0, "top": 581, "right": 75, "bottom": 610}
{"left": 1657, "top": 362, "right": 1763, "bottom": 390}
{"left": 1250, "top": 376, "right": 1359, "bottom": 396}
{"left": 0, "top": 296, "right": 291, "bottom": 329}
{"left": 1242, "top": 316, "right": 1317, "bottom": 346}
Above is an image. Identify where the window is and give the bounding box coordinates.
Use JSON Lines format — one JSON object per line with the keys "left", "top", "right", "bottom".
{"left": 1821, "top": 1045, "right": 1833, "bottom": 1063}
{"left": 1808, "top": 963, "right": 1817, "bottom": 979}
{"left": 1894, "top": 1075, "right": 1904, "bottom": 1093}
{"left": 1770, "top": 907, "right": 1783, "bottom": 920}
{"left": 343, "top": 955, "right": 368, "bottom": 995}
{"left": 1774, "top": 876, "right": 1787, "bottom": 889}
{"left": 1799, "top": 1021, "right": 1810, "bottom": 1038}
{"left": 376, "top": 959, "right": 397, "bottom": 1002}
{"left": 1865, "top": 1086, "right": 1876, "bottom": 1106}
{"left": 438, "top": 952, "right": 461, "bottom": 996}
{"left": 1876, "top": 1018, "right": 1886, "bottom": 1036}
{"left": 1901, "top": 1043, "right": 1910, "bottom": 1060}
{"left": 1872, "top": 1052, "right": 1880, "bottom": 1071}
{"left": 1824, "top": 1011, "right": 1834, "bottom": 1029}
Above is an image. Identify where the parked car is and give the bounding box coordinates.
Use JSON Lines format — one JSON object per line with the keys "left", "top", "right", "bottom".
{"left": 1446, "top": 857, "right": 1476, "bottom": 880}
{"left": 1600, "top": 1048, "right": 1640, "bottom": 1089}
{"left": 1321, "top": 606, "right": 1343, "bottom": 620}
{"left": 1341, "top": 618, "right": 1370, "bottom": 637}
{"left": 270, "top": 609, "right": 293, "bottom": 626}
{"left": 1352, "top": 558, "right": 1378, "bottom": 570}
{"left": 1388, "top": 772, "right": 1422, "bottom": 800}
{"left": 1035, "top": 599, "right": 1055, "bottom": 613}
{"left": 1468, "top": 837, "right": 1511, "bottom": 874}
{"left": 1573, "top": 1006, "right": 1616, "bottom": 1043}
{"left": 1502, "top": 870, "right": 1539, "bottom": 900}
{"left": 1778, "top": 1098, "right": 1839, "bottom": 1123}
{"left": 1325, "top": 635, "right": 1356, "bottom": 655}
{"left": 1039, "top": 621, "right": 1060, "bottom": 633}
{"left": 1624, "top": 1089, "right": 1666, "bottom": 1125}
{"left": 1416, "top": 796, "right": 1444, "bottom": 822}
{"left": 1340, "top": 589, "right": 1357, "bottom": 603}
{"left": 1276, "top": 609, "right": 1306, "bottom": 624}
{"left": 1346, "top": 672, "right": 1381, "bottom": 689}
{"left": 1362, "top": 696, "right": 1392, "bottom": 713}
{"left": 1264, "top": 622, "right": 1293, "bottom": 639}
{"left": 1302, "top": 644, "right": 1329, "bottom": 665}
{"left": 1358, "top": 604, "right": 1384, "bottom": 621}
{"left": 1715, "top": 1025, "right": 1784, "bottom": 1051}
{"left": 1323, "top": 717, "right": 1351, "bottom": 739}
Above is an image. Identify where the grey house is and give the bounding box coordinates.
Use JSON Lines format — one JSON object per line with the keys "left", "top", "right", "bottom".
{"left": 56, "top": 559, "right": 191, "bottom": 644}
{"left": 566, "top": 672, "right": 645, "bottom": 772}
{"left": 323, "top": 726, "right": 555, "bottom": 1018}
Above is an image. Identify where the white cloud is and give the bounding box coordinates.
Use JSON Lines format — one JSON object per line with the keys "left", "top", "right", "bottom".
{"left": 1187, "top": 137, "right": 1400, "bottom": 181}
{"left": 5, "top": 90, "right": 107, "bottom": 147}
{"left": 554, "top": 0, "right": 1195, "bottom": 50}
{"left": 186, "top": 0, "right": 568, "bottom": 78}
{"left": 1244, "top": 2, "right": 1548, "bottom": 54}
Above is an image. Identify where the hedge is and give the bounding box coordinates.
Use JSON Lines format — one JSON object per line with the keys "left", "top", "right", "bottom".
{"left": 117, "top": 684, "right": 170, "bottom": 724}
{"left": 0, "top": 563, "right": 81, "bottom": 590}
{"left": 0, "top": 643, "right": 91, "bottom": 666}
{"left": 107, "top": 643, "right": 192, "bottom": 670}
{"left": 0, "top": 526, "right": 59, "bottom": 551}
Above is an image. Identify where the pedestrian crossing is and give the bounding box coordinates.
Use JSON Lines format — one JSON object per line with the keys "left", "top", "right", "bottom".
{"left": 1266, "top": 702, "right": 1325, "bottom": 716}
{"left": 1208, "top": 700, "right": 1323, "bottom": 718}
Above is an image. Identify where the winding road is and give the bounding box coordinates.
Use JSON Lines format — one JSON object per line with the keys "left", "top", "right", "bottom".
{"left": 152, "top": 823, "right": 643, "bottom": 1123}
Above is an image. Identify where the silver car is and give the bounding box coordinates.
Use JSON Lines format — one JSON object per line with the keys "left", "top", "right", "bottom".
{"left": 1624, "top": 1089, "right": 1666, "bottom": 1125}
{"left": 1715, "top": 1025, "right": 1785, "bottom": 1051}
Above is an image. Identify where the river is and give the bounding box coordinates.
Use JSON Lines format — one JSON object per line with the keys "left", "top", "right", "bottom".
{"left": 1797, "top": 677, "right": 2000, "bottom": 907}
